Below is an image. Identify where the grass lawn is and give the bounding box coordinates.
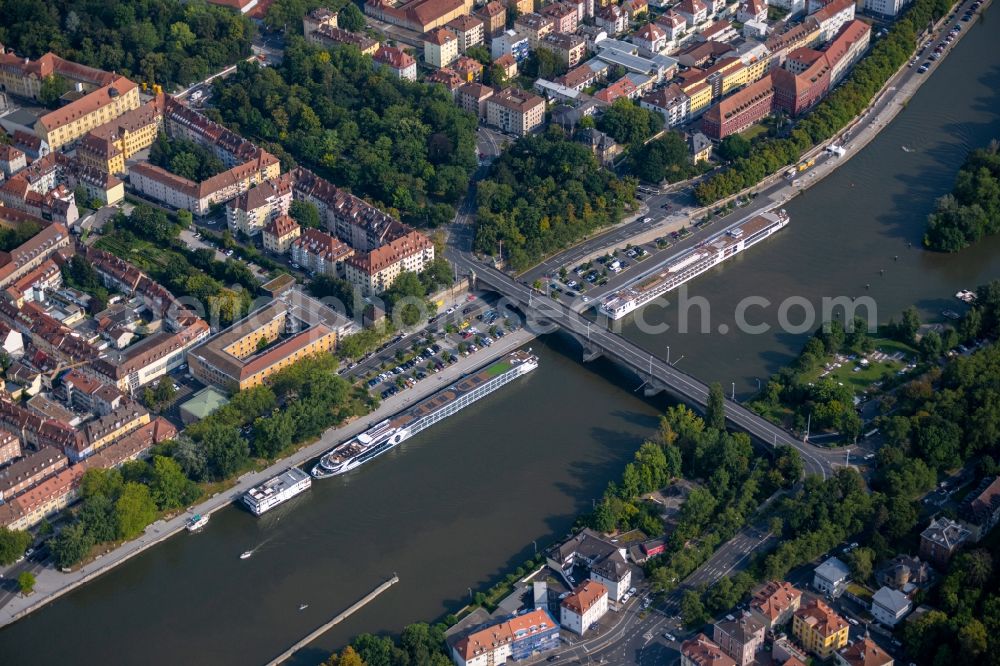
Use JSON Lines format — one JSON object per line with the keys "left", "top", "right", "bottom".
{"left": 803, "top": 338, "right": 917, "bottom": 395}
{"left": 740, "top": 123, "right": 769, "bottom": 141}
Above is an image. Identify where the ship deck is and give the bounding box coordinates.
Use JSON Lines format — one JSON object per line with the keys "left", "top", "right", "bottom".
{"left": 389, "top": 350, "right": 535, "bottom": 429}
{"left": 604, "top": 210, "right": 788, "bottom": 311}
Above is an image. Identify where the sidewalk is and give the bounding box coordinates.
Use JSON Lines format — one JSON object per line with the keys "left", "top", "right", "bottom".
{"left": 0, "top": 325, "right": 538, "bottom": 629}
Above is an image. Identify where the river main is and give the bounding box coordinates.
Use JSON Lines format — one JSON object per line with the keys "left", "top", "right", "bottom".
{"left": 2, "top": 13, "right": 999, "bottom": 666}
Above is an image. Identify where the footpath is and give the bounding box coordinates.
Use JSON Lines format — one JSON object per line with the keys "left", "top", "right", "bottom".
{"left": 0, "top": 322, "right": 537, "bottom": 629}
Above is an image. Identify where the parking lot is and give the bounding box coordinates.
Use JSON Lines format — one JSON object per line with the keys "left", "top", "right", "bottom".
{"left": 348, "top": 294, "right": 520, "bottom": 401}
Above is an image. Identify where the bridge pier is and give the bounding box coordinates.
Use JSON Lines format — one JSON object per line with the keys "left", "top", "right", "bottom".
{"left": 638, "top": 373, "right": 669, "bottom": 397}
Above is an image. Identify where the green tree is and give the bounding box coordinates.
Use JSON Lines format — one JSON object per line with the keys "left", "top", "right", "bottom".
{"left": 17, "top": 571, "right": 35, "bottom": 596}
{"left": 706, "top": 382, "right": 726, "bottom": 431}
{"left": 290, "top": 200, "right": 322, "bottom": 229}
{"left": 115, "top": 482, "right": 159, "bottom": 540}
{"left": 339, "top": 3, "right": 366, "bottom": 31}
{"left": 0, "top": 527, "right": 31, "bottom": 565}
{"left": 50, "top": 522, "right": 95, "bottom": 569}
{"left": 153, "top": 375, "right": 176, "bottom": 406}
{"left": 847, "top": 546, "right": 875, "bottom": 582}
{"left": 680, "top": 589, "right": 708, "bottom": 628}
{"left": 717, "top": 134, "right": 751, "bottom": 162}
{"left": 627, "top": 131, "right": 694, "bottom": 184}
{"left": 597, "top": 98, "right": 663, "bottom": 146}
{"left": 150, "top": 456, "right": 196, "bottom": 510}
{"left": 38, "top": 74, "right": 69, "bottom": 107}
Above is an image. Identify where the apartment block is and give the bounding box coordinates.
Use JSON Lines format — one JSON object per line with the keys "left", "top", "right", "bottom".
{"left": 681, "top": 634, "right": 736, "bottom": 666}
{"left": 713, "top": 614, "right": 765, "bottom": 666}
{"left": 539, "top": 34, "right": 587, "bottom": 68}
{"left": 486, "top": 88, "right": 546, "bottom": 136}
{"left": 792, "top": 599, "right": 849, "bottom": 659}
{"left": 641, "top": 84, "right": 691, "bottom": 127}
{"left": 560, "top": 580, "right": 608, "bottom": 635}
{"left": 344, "top": 230, "right": 435, "bottom": 296}
{"left": 35, "top": 77, "right": 142, "bottom": 150}
{"left": 450, "top": 609, "right": 559, "bottom": 666}
{"left": 514, "top": 13, "right": 556, "bottom": 50}
{"left": 290, "top": 228, "right": 354, "bottom": 277}
{"left": 374, "top": 46, "right": 418, "bottom": 81}
{"left": 263, "top": 215, "right": 302, "bottom": 255}
{"left": 424, "top": 27, "right": 461, "bottom": 68}
{"left": 226, "top": 179, "right": 293, "bottom": 237}
{"left": 188, "top": 292, "right": 347, "bottom": 393}
{"left": 446, "top": 14, "right": 485, "bottom": 53}
{"left": 749, "top": 580, "right": 802, "bottom": 629}
{"left": 457, "top": 83, "right": 495, "bottom": 119}
{"left": 541, "top": 2, "right": 580, "bottom": 33}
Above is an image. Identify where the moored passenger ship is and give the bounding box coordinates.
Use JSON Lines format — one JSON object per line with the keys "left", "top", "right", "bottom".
{"left": 242, "top": 467, "right": 312, "bottom": 516}
{"left": 600, "top": 209, "right": 789, "bottom": 320}
{"left": 312, "top": 350, "right": 539, "bottom": 478}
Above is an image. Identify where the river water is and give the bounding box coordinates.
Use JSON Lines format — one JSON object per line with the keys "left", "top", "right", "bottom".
{"left": 621, "top": 12, "right": 1000, "bottom": 395}
{"left": 3, "top": 12, "right": 1000, "bottom": 666}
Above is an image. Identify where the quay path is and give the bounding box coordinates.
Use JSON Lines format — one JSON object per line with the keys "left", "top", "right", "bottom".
{"left": 0, "top": 325, "right": 537, "bottom": 630}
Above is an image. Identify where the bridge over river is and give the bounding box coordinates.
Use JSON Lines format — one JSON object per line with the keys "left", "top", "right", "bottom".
{"left": 454, "top": 255, "right": 845, "bottom": 479}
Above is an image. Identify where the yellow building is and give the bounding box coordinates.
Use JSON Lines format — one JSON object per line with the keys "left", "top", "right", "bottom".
{"left": 188, "top": 295, "right": 347, "bottom": 393}
{"left": 34, "top": 76, "right": 141, "bottom": 150}
{"left": 263, "top": 214, "right": 302, "bottom": 255}
{"left": 719, "top": 57, "right": 771, "bottom": 96}
{"left": 82, "top": 405, "right": 152, "bottom": 456}
{"left": 682, "top": 81, "right": 713, "bottom": 116}
{"left": 0, "top": 51, "right": 116, "bottom": 102}
{"left": 507, "top": 0, "right": 534, "bottom": 15}
{"left": 792, "top": 599, "right": 849, "bottom": 659}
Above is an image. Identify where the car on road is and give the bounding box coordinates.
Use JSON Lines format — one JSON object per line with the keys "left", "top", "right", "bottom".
{"left": 642, "top": 217, "right": 652, "bottom": 223}
{"left": 663, "top": 633, "right": 676, "bottom": 642}
{"left": 446, "top": 307, "right": 455, "bottom": 314}
{"left": 546, "top": 656, "right": 561, "bottom": 662}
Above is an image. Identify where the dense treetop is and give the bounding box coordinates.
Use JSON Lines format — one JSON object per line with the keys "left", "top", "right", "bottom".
{"left": 211, "top": 39, "right": 478, "bottom": 228}
{"left": 474, "top": 126, "right": 638, "bottom": 271}
{"left": 924, "top": 141, "right": 1000, "bottom": 252}
{"left": 0, "top": 0, "right": 254, "bottom": 89}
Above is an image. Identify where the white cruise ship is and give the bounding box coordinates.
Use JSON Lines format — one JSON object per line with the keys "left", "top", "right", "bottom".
{"left": 312, "top": 350, "right": 538, "bottom": 478}
{"left": 242, "top": 467, "right": 312, "bottom": 516}
{"left": 601, "top": 210, "right": 789, "bottom": 320}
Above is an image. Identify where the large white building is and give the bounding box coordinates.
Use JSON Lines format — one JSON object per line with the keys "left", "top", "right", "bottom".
{"left": 344, "top": 230, "right": 435, "bottom": 296}
{"left": 560, "top": 580, "right": 608, "bottom": 635}
{"left": 641, "top": 84, "right": 691, "bottom": 127}
{"left": 589, "top": 551, "right": 631, "bottom": 602}
{"left": 871, "top": 586, "right": 912, "bottom": 627}
{"left": 486, "top": 88, "right": 546, "bottom": 136}
{"left": 226, "top": 179, "right": 292, "bottom": 237}
{"left": 813, "top": 556, "right": 851, "bottom": 598}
